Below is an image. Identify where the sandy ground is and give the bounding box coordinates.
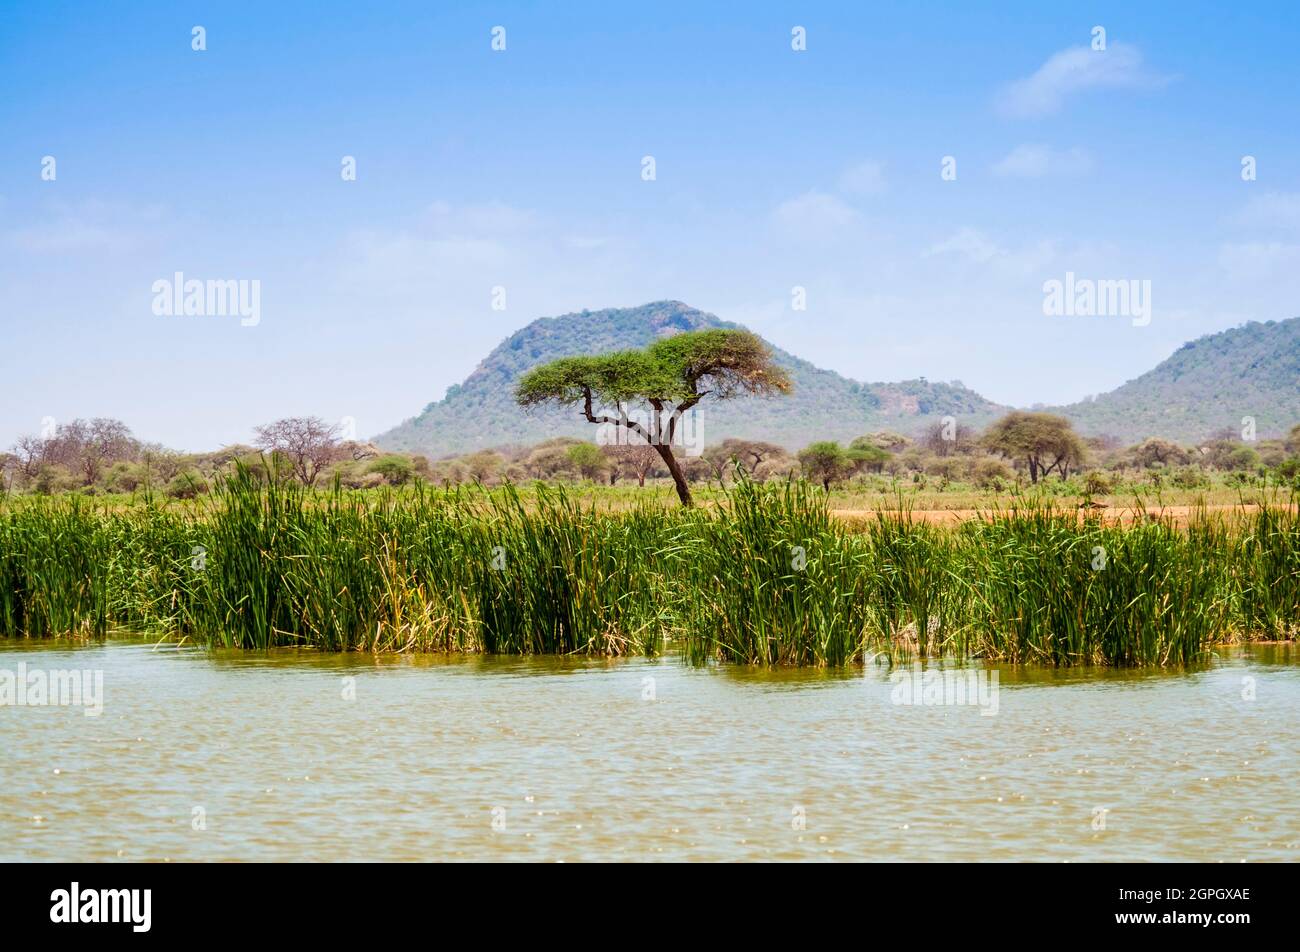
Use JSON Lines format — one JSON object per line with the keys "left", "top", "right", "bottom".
{"left": 831, "top": 503, "right": 1295, "bottom": 527}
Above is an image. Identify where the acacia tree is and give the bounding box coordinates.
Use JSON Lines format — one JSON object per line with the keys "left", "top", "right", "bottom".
{"left": 1133, "top": 437, "right": 1189, "bottom": 469}
{"left": 702, "top": 437, "right": 790, "bottom": 483}
{"left": 38, "top": 418, "right": 138, "bottom": 485}
{"left": 462, "top": 450, "right": 505, "bottom": 484}
{"left": 11, "top": 433, "right": 49, "bottom": 481}
{"left": 798, "top": 441, "right": 853, "bottom": 491}
{"left": 602, "top": 442, "right": 660, "bottom": 487}
{"left": 982, "top": 411, "right": 1085, "bottom": 483}
{"left": 920, "top": 419, "right": 976, "bottom": 457}
{"left": 253, "top": 416, "right": 341, "bottom": 486}
{"left": 847, "top": 437, "right": 889, "bottom": 473}
{"left": 515, "top": 330, "right": 793, "bottom": 506}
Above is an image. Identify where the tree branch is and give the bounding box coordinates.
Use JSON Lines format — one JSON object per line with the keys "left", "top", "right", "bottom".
{"left": 582, "top": 387, "right": 654, "bottom": 444}
{"left": 664, "top": 395, "right": 701, "bottom": 444}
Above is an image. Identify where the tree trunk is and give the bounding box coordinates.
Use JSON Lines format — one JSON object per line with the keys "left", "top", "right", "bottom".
{"left": 1028, "top": 457, "right": 1039, "bottom": 484}
{"left": 637, "top": 473, "right": 645, "bottom": 487}
{"left": 655, "top": 444, "right": 693, "bottom": 506}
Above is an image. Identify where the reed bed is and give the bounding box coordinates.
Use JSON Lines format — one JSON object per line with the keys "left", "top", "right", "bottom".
{"left": 1, "top": 469, "right": 1295, "bottom": 666}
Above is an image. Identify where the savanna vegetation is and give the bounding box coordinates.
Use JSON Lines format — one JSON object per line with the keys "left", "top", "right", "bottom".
{"left": 5, "top": 410, "right": 1300, "bottom": 512}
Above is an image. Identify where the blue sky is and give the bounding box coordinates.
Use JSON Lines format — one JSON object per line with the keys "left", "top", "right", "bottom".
{"left": 2, "top": 1, "right": 1298, "bottom": 451}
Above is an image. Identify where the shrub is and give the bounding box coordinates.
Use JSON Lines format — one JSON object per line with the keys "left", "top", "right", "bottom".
{"left": 368, "top": 454, "right": 417, "bottom": 486}
{"left": 972, "top": 457, "right": 1013, "bottom": 489}
{"left": 165, "top": 470, "right": 208, "bottom": 499}
{"left": 1170, "top": 466, "right": 1210, "bottom": 489}
{"left": 1083, "top": 470, "right": 1112, "bottom": 496}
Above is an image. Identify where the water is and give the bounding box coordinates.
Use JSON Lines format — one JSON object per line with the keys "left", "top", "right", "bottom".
{"left": 2, "top": 638, "right": 1297, "bottom": 862}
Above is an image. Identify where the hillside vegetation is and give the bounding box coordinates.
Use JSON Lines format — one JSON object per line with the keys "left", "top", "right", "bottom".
{"left": 376, "top": 301, "right": 1007, "bottom": 456}
{"left": 1055, "top": 318, "right": 1300, "bottom": 441}
{"left": 378, "top": 304, "right": 1300, "bottom": 456}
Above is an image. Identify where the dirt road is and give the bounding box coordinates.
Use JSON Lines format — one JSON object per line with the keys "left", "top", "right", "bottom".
{"left": 831, "top": 503, "right": 1293, "bottom": 527}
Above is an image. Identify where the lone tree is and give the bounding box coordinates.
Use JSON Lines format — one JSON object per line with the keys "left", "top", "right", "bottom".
{"left": 847, "top": 437, "right": 890, "bottom": 473}
{"left": 1132, "top": 437, "right": 1189, "bottom": 469}
{"left": 515, "top": 329, "right": 792, "bottom": 505}
{"left": 982, "top": 411, "right": 1085, "bottom": 483}
{"left": 253, "top": 416, "right": 341, "bottom": 486}
{"left": 798, "top": 441, "right": 852, "bottom": 491}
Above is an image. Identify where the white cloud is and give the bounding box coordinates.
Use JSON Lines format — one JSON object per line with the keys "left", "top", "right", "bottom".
{"left": 771, "top": 191, "right": 859, "bottom": 237}
{"left": 997, "top": 43, "right": 1171, "bottom": 118}
{"left": 563, "top": 235, "right": 612, "bottom": 250}
{"left": 925, "top": 227, "right": 1006, "bottom": 264}
{"left": 425, "top": 200, "right": 537, "bottom": 236}
{"left": 1232, "top": 191, "right": 1300, "bottom": 231}
{"left": 839, "top": 160, "right": 886, "bottom": 196}
{"left": 329, "top": 200, "right": 643, "bottom": 324}
{"left": 3, "top": 200, "right": 169, "bottom": 253}
{"left": 924, "top": 228, "right": 1065, "bottom": 279}
{"left": 992, "top": 144, "right": 1094, "bottom": 178}
{"left": 7, "top": 220, "right": 124, "bottom": 253}
{"left": 1217, "top": 241, "right": 1300, "bottom": 279}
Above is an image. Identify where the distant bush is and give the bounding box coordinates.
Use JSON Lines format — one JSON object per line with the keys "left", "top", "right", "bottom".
{"left": 1170, "top": 466, "right": 1210, "bottom": 489}
{"left": 1083, "top": 471, "right": 1112, "bottom": 496}
{"left": 925, "top": 456, "right": 966, "bottom": 480}
{"left": 103, "top": 461, "right": 148, "bottom": 493}
{"left": 165, "top": 470, "right": 209, "bottom": 499}
{"left": 972, "top": 457, "right": 1013, "bottom": 490}
{"left": 368, "top": 455, "right": 417, "bottom": 486}
{"left": 34, "top": 466, "right": 80, "bottom": 495}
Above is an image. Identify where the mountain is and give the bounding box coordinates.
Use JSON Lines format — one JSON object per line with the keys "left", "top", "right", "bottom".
{"left": 1053, "top": 317, "right": 1300, "bottom": 443}
{"left": 375, "top": 301, "right": 1007, "bottom": 457}
{"left": 374, "top": 303, "right": 1300, "bottom": 457}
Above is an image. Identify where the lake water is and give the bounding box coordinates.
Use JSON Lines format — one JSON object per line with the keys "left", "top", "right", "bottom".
{"left": 2, "top": 638, "right": 1297, "bottom": 861}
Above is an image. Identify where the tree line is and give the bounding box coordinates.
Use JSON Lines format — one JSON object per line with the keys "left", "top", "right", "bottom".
{"left": 6, "top": 330, "right": 1298, "bottom": 500}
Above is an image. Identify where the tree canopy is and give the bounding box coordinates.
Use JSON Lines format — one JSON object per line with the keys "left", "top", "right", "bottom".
{"left": 982, "top": 411, "right": 1086, "bottom": 483}
{"left": 516, "top": 329, "right": 792, "bottom": 409}
{"left": 798, "top": 441, "right": 853, "bottom": 491}
{"left": 515, "top": 329, "right": 792, "bottom": 504}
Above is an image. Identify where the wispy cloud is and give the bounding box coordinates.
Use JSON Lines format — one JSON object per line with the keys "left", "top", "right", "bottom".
{"left": 996, "top": 43, "right": 1172, "bottom": 119}
{"left": 425, "top": 200, "right": 538, "bottom": 236}
{"left": 924, "top": 227, "right": 1063, "bottom": 278}
{"left": 771, "top": 191, "right": 859, "bottom": 238}
{"left": 3, "top": 200, "right": 169, "bottom": 254}
{"left": 839, "top": 160, "right": 886, "bottom": 196}
{"left": 992, "top": 144, "right": 1093, "bottom": 178}
{"left": 925, "top": 227, "right": 1006, "bottom": 264}
{"left": 1232, "top": 191, "right": 1300, "bottom": 232}
{"left": 1218, "top": 241, "right": 1300, "bottom": 279}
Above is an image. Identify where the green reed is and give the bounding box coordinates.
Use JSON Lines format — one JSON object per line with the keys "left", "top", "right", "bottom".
{"left": 0, "top": 495, "right": 123, "bottom": 637}
{"left": 0, "top": 468, "right": 1295, "bottom": 666}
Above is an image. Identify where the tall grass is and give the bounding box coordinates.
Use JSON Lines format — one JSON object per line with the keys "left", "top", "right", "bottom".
{"left": 1, "top": 468, "right": 1295, "bottom": 666}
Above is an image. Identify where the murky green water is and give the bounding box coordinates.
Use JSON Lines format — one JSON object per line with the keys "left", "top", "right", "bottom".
{"left": 2, "top": 638, "right": 1297, "bottom": 861}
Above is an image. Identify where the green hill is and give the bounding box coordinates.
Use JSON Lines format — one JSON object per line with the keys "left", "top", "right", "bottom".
{"left": 375, "top": 301, "right": 1007, "bottom": 456}
{"left": 1053, "top": 317, "right": 1300, "bottom": 443}
{"left": 375, "top": 303, "right": 1300, "bottom": 456}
